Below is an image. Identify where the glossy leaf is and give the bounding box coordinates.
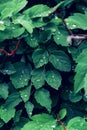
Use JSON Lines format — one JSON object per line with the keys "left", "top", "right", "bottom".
{"left": 32, "top": 18, "right": 47, "bottom": 28}
{"left": 13, "top": 15, "right": 33, "bottom": 34}
{"left": 54, "top": 125, "right": 63, "bottom": 130}
{"left": 69, "top": 91, "right": 82, "bottom": 102}
{"left": 54, "top": 29, "right": 69, "bottom": 46}
{"left": 58, "top": 108, "right": 67, "bottom": 119}
{"left": 32, "top": 48, "right": 49, "bottom": 68}
{"left": 46, "top": 70, "right": 62, "bottom": 89}
{"left": 0, "top": 62, "right": 16, "bottom": 75}
{"left": 23, "top": 2, "right": 64, "bottom": 18}
{"left": 19, "top": 85, "right": 32, "bottom": 102}
{"left": 0, "top": 25, "right": 25, "bottom": 41}
{"left": 25, "top": 102, "right": 34, "bottom": 118}
{"left": 74, "top": 48, "right": 87, "bottom": 94}
{"left": 65, "top": 11, "right": 87, "bottom": 30}
{"left": 13, "top": 110, "right": 22, "bottom": 123}
{"left": 31, "top": 68, "right": 45, "bottom": 89}
{"left": 0, "top": 83, "right": 9, "bottom": 99}
{"left": 10, "top": 62, "right": 32, "bottom": 89}
{"left": 21, "top": 113, "right": 57, "bottom": 130}
{"left": 0, "top": 106, "right": 15, "bottom": 123}
{"left": 0, "top": 24, "right": 5, "bottom": 31}
{"left": 25, "top": 31, "right": 39, "bottom": 48}
{"left": 39, "top": 30, "right": 52, "bottom": 43}
{"left": 49, "top": 50, "right": 71, "bottom": 72}
{"left": 3, "top": 92, "right": 22, "bottom": 109}
{"left": 1, "top": 0, "right": 27, "bottom": 19}
{"left": 0, "top": 119, "right": 4, "bottom": 128}
{"left": 34, "top": 88, "right": 52, "bottom": 112}
{"left": 67, "top": 117, "right": 87, "bottom": 130}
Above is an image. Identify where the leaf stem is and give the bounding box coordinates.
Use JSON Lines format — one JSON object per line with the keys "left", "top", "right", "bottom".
{"left": 56, "top": 114, "right": 66, "bottom": 130}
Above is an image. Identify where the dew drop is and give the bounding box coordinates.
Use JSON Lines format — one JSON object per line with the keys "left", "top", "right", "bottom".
{"left": 66, "top": 22, "right": 69, "bottom": 26}
{"left": 51, "top": 125, "right": 56, "bottom": 128}
{"left": 12, "top": 27, "right": 15, "bottom": 29}
{"left": 36, "top": 79, "right": 41, "bottom": 82}
{"left": 24, "top": 79, "right": 27, "bottom": 82}
{"left": 24, "top": 95, "right": 28, "bottom": 97}
{"left": 55, "top": 16, "right": 58, "bottom": 19}
{"left": 72, "top": 24, "right": 77, "bottom": 28}
{"left": 40, "top": 125, "right": 43, "bottom": 127}
{"left": 80, "top": 123, "right": 83, "bottom": 126}
{"left": 0, "top": 20, "right": 4, "bottom": 24}
{"left": 40, "top": 59, "right": 44, "bottom": 63}
{"left": 41, "top": 27, "right": 44, "bottom": 30}
{"left": 57, "top": 37, "right": 60, "bottom": 40}
{"left": 43, "top": 56, "right": 46, "bottom": 59}
{"left": 22, "top": 70, "right": 25, "bottom": 74}
{"left": 70, "top": 90, "right": 73, "bottom": 93}
{"left": 29, "top": 112, "right": 32, "bottom": 115}
{"left": 52, "top": 75, "right": 55, "bottom": 78}
{"left": 56, "top": 59, "right": 59, "bottom": 62}
{"left": 58, "top": 32, "right": 61, "bottom": 34}
{"left": 85, "top": 95, "right": 87, "bottom": 98}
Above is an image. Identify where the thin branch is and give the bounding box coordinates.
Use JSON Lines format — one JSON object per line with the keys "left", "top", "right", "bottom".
{"left": 60, "top": 17, "right": 87, "bottom": 46}
{"left": 67, "top": 35, "right": 87, "bottom": 45}
{"left": 56, "top": 114, "right": 66, "bottom": 130}
{"left": 61, "top": 18, "right": 73, "bottom": 35}
{"left": 0, "top": 40, "right": 21, "bottom": 56}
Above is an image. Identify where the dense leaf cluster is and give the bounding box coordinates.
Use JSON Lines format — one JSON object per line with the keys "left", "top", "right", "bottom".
{"left": 0, "top": 0, "right": 87, "bottom": 129}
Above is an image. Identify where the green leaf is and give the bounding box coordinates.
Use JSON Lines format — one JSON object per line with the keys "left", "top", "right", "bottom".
{"left": 58, "top": 108, "right": 67, "bottom": 119}
{"left": 44, "top": 23, "right": 57, "bottom": 33}
{"left": 49, "top": 50, "right": 71, "bottom": 72}
{"left": 0, "top": 25, "right": 25, "bottom": 41}
{"left": 39, "top": 30, "right": 52, "bottom": 43}
{"left": 34, "top": 88, "right": 52, "bottom": 112}
{"left": 13, "top": 0, "right": 28, "bottom": 14}
{"left": 1, "top": 0, "right": 28, "bottom": 19}
{"left": 21, "top": 113, "right": 57, "bottom": 130}
{"left": 0, "top": 119, "right": 4, "bottom": 128}
{"left": 23, "top": 2, "right": 63, "bottom": 18}
{"left": 51, "top": 16, "right": 62, "bottom": 25}
{"left": 25, "top": 102, "right": 34, "bottom": 118}
{"left": 25, "top": 30, "right": 39, "bottom": 48}
{"left": 31, "top": 68, "right": 45, "bottom": 89}
{"left": 69, "top": 91, "right": 82, "bottom": 102}
{"left": 32, "top": 18, "right": 47, "bottom": 28}
{"left": 10, "top": 62, "right": 32, "bottom": 89}
{"left": 54, "top": 28, "right": 69, "bottom": 47}
{"left": 3, "top": 92, "right": 22, "bottom": 109}
{"left": 0, "top": 106, "right": 15, "bottom": 123}
{"left": 13, "top": 15, "right": 33, "bottom": 34}
{"left": 74, "top": 48, "right": 87, "bottom": 94}
{"left": 24, "top": 4, "right": 50, "bottom": 18}
{"left": 0, "top": 83, "right": 9, "bottom": 99}
{"left": 32, "top": 48, "right": 49, "bottom": 68}
{"left": 46, "top": 70, "right": 62, "bottom": 89}
{"left": 0, "top": 62, "right": 16, "bottom": 75}
{"left": 13, "top": 117, "right": 29, "bottom": 130}
{"left": 67, "top": 117, "right": 87, "bottom": 130}
{"left": 19, "top": 85, "right": 32, "bottom": 102}
{"left": 0, "top": 23, "right": 5, "bottom": 31}
{"left": 65, "top": 11, "right": 87, "bottom": 30}
{"left": 13, "top": 110, "right": 22, "bottom": 123}
{"left": 54, "top": 125, "right": 63, "bottom": 130}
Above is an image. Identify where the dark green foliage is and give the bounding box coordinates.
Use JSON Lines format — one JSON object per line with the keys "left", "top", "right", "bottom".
{"left": 0, "top": 0, "right": 87, "bottom": 129}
